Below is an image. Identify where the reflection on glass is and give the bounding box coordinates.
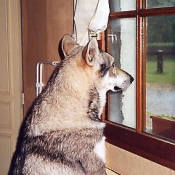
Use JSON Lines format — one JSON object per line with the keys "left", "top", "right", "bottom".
{"left": 146, "top": 0, "right": 175, "bottom": 9}
{"left": 107, "top": 18, "right": 136, "bottom": 128}
{"left": 146, "top": 15, "right": 175, "bottom": 141}
{"left": 109, "top": 0, "right": 136, "bottom": 12}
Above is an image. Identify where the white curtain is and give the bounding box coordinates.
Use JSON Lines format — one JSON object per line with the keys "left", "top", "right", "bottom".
{"left": 73, "top": 0, "right": 109, "bottom": 46}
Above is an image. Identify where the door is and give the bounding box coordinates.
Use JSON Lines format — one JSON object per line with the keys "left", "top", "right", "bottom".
{"left": 21, "top": 0, "right": 74, "bottom": 114}
{"left": 0, "top": 0, "right": 23, "bottom": 174}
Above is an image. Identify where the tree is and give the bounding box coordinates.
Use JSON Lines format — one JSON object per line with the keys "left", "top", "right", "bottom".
{"left": 147, "top": 0, "right": 175, "bottom": 44}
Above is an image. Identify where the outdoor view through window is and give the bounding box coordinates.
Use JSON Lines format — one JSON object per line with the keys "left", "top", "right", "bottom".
{"left": 107, "top": 0, "right": 175, "bottom": 142}
{"left": 146, "top": 14, "right": 175, "bottom": 141}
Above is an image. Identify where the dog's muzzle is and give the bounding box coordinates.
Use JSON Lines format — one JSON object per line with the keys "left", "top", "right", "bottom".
{"left": 114, "top": 74, "right": 134, "bottom": 92}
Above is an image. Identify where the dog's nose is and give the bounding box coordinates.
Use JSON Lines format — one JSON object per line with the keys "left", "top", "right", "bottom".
{"left": 130, "top": 75, "right": 134, "bottom": 84}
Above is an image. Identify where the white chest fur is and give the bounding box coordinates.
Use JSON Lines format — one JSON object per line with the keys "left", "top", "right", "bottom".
{"left": 94, "top": 136, "right": 106, "bottom": 162}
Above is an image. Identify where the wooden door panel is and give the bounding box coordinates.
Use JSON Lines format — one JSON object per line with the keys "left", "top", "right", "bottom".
{"left": 21, "top": 0, "right": 74, "bottom": 114}
{"left": 0, "top": 0, "right": 22, "bottom": 174}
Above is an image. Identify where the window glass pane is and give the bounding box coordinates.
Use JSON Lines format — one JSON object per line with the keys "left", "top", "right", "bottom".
{"left": 146, "top": 15, "right": 175, "bottom": 141}
{"left": 146, "top": 0, "right": 175, "bottom": 9}
{"left": 107, "top": 18, "right": 136, "bottom": 129}
{"left": 109, "top": 0, "right": 136, "bottom": 12}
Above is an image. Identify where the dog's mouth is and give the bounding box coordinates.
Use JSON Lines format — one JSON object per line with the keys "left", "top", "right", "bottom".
{"left": 114, "top": 86, "right": 122, "bottom": 91}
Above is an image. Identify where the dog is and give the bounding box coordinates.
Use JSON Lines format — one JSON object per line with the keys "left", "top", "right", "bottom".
{"left": 9, "top": 35, "right": 133, "bottom": 175}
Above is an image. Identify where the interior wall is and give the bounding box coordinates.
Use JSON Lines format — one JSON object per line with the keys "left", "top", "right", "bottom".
{"left": 21, "top": 0, "right": 73, "bottom": 114}
{"left": 106, "top": 143, "right": 175, "bottom": 175}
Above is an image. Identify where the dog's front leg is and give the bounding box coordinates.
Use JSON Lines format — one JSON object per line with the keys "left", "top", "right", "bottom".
{"left": 79, "top": 152, "right": 107, "bottom": 175}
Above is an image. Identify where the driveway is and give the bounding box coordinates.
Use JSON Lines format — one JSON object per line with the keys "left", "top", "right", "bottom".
{"left": 146, "top": 83, "right": 175, "bottom": 130}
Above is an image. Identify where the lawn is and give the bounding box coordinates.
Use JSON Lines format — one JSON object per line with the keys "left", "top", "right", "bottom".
{"left": 146, "top": 56, "right": 175, "bottom": 85}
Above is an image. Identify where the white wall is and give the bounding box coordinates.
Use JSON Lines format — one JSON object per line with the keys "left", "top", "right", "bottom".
{"left": 106, "top": 143, "right": 175, "bottom": 175}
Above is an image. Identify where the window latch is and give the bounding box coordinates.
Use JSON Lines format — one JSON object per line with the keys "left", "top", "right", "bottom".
{"left": 108, "top": 34, "right": 117, "bottom": 43}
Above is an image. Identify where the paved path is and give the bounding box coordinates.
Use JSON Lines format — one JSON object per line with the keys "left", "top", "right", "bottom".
{"left": 146, "top": 83, "right": 175, "bottom": 130}
{"left": 146, "top": 83, "right": 175, "bottom": 117}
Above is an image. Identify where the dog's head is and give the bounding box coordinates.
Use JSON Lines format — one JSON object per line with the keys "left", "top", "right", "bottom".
{"left": 61, "top": 35, "right": 134, "bottom": 93}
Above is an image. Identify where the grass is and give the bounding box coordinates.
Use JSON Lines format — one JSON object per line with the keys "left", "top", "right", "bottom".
{"left": 160, "top": 115, "right": 175, "bottom": 121}
{"left": 146, "top": 56, "right": 175, "bottom": 85}
{"left": 147, "top": 42, "right": 175, "bottom": 47}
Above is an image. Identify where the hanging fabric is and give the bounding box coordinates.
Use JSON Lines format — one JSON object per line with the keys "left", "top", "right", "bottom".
{"left": 73, "top": 0, "right": 109, "bottom": 46}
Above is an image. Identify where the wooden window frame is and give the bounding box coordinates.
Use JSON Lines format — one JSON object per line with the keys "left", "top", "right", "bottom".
{"left": 104, "top": 0, "right": 175, "bottom": 170}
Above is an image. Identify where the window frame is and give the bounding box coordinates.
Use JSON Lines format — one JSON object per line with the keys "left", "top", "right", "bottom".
{"left": 104, "top": 0, "right": 175, "bottom": 170}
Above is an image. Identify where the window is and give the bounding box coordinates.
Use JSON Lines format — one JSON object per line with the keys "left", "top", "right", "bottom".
{"left": 104, "top": 0, "right": 175, "bottom": 170}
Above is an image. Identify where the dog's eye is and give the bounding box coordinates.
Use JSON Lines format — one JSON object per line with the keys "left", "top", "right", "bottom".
{"left": 101, "top": 64, "right": 106, "bottom": 71}
{"left": 100, "top": 64, "right": 110, "bottom": 77}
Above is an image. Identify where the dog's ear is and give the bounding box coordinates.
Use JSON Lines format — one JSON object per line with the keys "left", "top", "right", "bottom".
{"left": 83, "top": 37, "right": 100, "bottom": 67}
{"left": 61, "top": 35, "right": 80, "bottom": 57}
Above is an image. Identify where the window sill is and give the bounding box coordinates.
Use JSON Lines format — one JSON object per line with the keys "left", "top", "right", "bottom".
{"left": 104, "top": 121, "right": 175, "bottom": 170}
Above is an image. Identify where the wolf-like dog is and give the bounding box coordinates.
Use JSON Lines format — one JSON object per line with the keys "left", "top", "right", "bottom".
{"left": 9, "top": 35, "right": 133, "bottom": 175}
